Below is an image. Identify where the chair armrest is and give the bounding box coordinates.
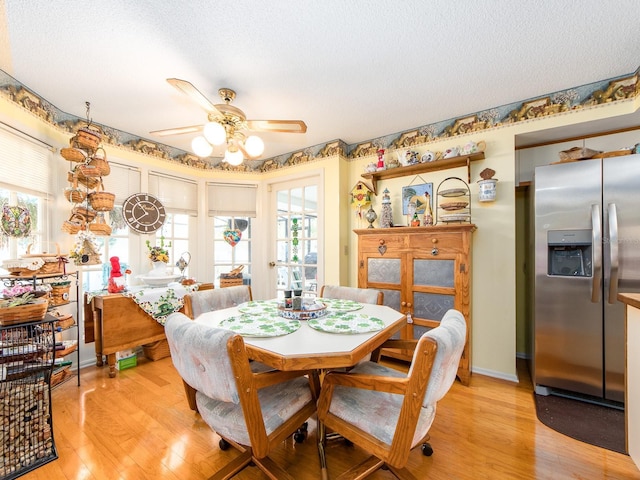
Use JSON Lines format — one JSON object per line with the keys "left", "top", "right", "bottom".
{"left": 323, "top": 371, "right": 408, "bottom": 395}
{"left": 371, "top": 338, "right": 418, "bottom": 361}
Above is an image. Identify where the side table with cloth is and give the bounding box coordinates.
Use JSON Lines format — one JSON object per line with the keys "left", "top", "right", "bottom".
{"left": 84, "top": 282, "right": 212, "bottom": 377}
{"left": 195, "top": 299, "right": 406, "bottom": 478}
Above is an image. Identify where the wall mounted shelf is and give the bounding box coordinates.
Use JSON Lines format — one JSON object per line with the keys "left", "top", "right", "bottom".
{"left": 361, "top": 151, "right": 485, "bottom": 194}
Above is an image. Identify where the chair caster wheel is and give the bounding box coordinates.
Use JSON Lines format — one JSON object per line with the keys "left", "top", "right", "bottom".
{"left": 219, "top": 438, "right": 230, "bottom": 451}
{"left": 421, "top": 442, "right": 433, "bottom": 456}
{"left": 293, "top": 422, "right": 308, "bottom": 443}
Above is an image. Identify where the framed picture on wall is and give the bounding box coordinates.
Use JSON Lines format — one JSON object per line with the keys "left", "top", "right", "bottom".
{"left": 401, "top": 183, "right": 433, "bottom": 215}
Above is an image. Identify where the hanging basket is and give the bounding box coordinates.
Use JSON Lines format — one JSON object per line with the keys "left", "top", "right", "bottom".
{"left": 60, "top": 146, "right": 88, "bottom": 163}
{"left": 88, "top": 216, "right": 112, "bottom": 236}
{"left": 64, "top": 175, "right": 86, "bottom": 204}
{"left": 61, "top": 219, "right": 82, "bottom": 235}
{"left": 70, "top": 205, "right": 97, "bottom": 224}
{"left": 69, "top": 170, "right": 100, "bottom": 190}
{"left": 71, "top": 126, "right": 102, "bottom": 151}
{"left": 88, "top": 181, "right": 115, "bottom": 212}
{"left": 87, "top": 147, "right": 110, "bottom": 176}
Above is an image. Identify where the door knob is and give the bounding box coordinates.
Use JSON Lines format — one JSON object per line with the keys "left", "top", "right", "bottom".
{"left": 269, "top": 261, "right": 276, "bottom": 267}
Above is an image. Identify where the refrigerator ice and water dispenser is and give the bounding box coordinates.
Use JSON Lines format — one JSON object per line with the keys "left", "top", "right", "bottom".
{"left": 547, "top": 229, "right": 592, "bottom": 277}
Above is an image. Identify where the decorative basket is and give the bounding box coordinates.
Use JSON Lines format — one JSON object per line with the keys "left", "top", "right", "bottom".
{"left": 88, "top": 183, "right": 115, "bottom": 212}
{"left": 68, "top": 170, "right": 100, "bottom": 190}
{"left": 38, "top": 257, "right": 66, "bottom": 275}
{"left": 0, "top": 299, "right": 49, "bottom": 325}
{"left": 220, "top": 265, "right": 243, "bottom": 287}
{"left": 61, "top": 220, "right": 82, "bottom": 234}
{"left": 72, "top": 126, "right": 102, "bottom": 151}
{"left": 77, "top": 164, "right": 101, "bottom": 178}
{"left": 64, "top": 175, "right": 87, "bottom": 204}
{"left": 220, "top": 277, "right": 243, "bottom": 288}
{"left": 88, "top": 216, "right": 112, "bottom": 236}
{"left": 53, "top": 313, "right": 75, "bottom": 330}
{"left": 142, "top": 339, "right": 171, "bottom": 361}
{"left": 558, "top": 147, "right": 602, "bottom": 162}
{"left": 51, "top": 365, "right": 73, "bottom": 388}
{"left": 60, "top": 147, "right": 88, "bottom": 163}
{"left": 87, "top": 147, "right": 110, "bottom": 176}
{"left": 2, "top": 257, "right": 45, "bottom": 276}
{"left": 50, "top": 282, "right": 71, "bottom": 306}
{"left": 71, "top": 206, "right": 97, "bottom": 224}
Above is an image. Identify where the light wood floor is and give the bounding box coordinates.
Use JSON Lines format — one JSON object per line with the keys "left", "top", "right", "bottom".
{"left": 20, "top": 356, "right": 640, "bottom": 480}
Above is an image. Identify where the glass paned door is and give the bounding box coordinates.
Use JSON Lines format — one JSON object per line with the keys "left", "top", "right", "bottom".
{"left": 271, "top": 177, "right": 320, "bottom": 298}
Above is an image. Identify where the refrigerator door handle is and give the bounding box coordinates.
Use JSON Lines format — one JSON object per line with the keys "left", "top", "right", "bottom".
{"left": 591, "top": 204, "right": 602, "bottom": 303}
{"left": 607, "top": 203, "right": 619, "bottom": 305}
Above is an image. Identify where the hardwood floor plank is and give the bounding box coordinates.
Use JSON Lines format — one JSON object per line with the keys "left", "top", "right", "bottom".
{"left": 15, "top": 356, "right": 640, "bottom": 480}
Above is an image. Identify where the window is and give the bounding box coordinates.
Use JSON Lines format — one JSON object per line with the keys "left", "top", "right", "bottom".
{"left": 207, "top": 182, "right": 257, "bottom": 288}
{"left": 0, "top": 124, "right": 52, "bottom": 266}
{"left": 80, "top": 162, "right": 140, "bottom": 292}
{"left": 153, "top": 213, "right": 190, "bottom": 272}
{"left": 212, "top": 217, "right": 251, "bottom": 287}
{"left": 80, "top": 206, "right": 131, "bottom": 292}
{"left": 0, "top": 189, "right": 48, "bottom": 262}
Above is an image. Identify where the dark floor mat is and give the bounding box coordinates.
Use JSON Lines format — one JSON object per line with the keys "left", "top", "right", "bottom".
{"left": 534, "top": 393, "right": 626, "bottom": 454}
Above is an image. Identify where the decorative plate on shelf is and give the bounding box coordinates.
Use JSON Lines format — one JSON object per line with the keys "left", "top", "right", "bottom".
{"left": 440, "top": 201, "right": 469, "bottom": 211}
{"left": 439, "top": 188, "right": 468, "bottom": 197}
{"left": 307, "top": 312, "right": 384, "bottom": 334}
{"left": 219, "top": 314, "right": 301, "bottom": 337}
{"left": 440, "top": 213, "right": 471, "bottom": 223}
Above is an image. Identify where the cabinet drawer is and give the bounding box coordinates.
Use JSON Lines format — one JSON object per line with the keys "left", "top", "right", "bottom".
{"left": 408, "top": 232, "right": 464, "bottom": 253}
{"left": 358, "top": 234, "right": 407, "bottom": 252}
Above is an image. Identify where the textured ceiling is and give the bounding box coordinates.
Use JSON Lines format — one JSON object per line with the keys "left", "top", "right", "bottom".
{"left": 1, "top": 0, "right": 639, "bottom": 160}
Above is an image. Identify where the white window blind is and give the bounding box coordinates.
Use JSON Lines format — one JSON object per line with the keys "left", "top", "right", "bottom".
{"left": 107, "top": 162, "right": 141, "bottom": 203}
{"left": 207, "top": 182, "right": 258, "bottom": 217}
{"left": 0, "top": 123, "right": 52, "bottom": 194}
{"left": 149, "top": 172, "right": 198, "bottom": 215}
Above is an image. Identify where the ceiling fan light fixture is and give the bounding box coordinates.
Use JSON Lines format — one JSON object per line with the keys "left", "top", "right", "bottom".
{"left": 225, "top": 147, "right": 244, "bottom": 166}
{"left": 192, "top": 136, "right": 213, "bottom": 157}
{"left": 203, "top": 121, "right": 226, "bottom": 145}
{"left": 244, "top": 135, "right": 265, "bottom": 158}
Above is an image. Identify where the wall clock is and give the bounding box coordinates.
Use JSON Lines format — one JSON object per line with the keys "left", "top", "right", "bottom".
{"left": 122, "top": 193, "right": 166, "bottom": 234}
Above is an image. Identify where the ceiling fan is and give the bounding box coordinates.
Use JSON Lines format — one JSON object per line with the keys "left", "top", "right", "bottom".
{"left": 150, "top": 78, "right": 307, "bottom": 164}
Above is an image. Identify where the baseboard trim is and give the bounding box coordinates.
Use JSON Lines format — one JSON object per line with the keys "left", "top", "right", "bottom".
{"left": 471, "top": 366, "right": 519, "bottom": 383}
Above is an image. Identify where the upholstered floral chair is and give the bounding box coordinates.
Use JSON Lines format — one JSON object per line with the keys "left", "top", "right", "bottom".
{"left": 165, "top": 312, "right": 319, "bottom": 480}
{"left": 183, "top": 285, "right": 252, "bottom": 319}
{"left": 319, "top": 284, "right": 383, "bottom": 305}
{"left": 317, "top": 308, "right": 467, "bottom": 480}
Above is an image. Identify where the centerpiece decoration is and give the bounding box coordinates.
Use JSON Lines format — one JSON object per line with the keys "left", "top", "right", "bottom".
{"left": 146, "top": 236, "right": 171, "bottom": 276}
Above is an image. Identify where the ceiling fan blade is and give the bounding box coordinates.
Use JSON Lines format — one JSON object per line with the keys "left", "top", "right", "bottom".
{"left": 246, "top": 120, "right": 307, "bottom": 134}
{"left": 167, "top": 78, "right": 223, "bottom": 116}
{"left": 149, "top": 124, "right": 204, "bottom": 137}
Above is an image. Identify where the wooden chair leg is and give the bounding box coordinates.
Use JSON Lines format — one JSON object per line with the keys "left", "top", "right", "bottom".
{"left": 182, "top": 380, "right": 198, "bottom": 411}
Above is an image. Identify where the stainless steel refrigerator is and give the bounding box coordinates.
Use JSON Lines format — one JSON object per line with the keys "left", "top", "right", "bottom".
{"left": 534, "top": 153, "right": 640, "bottom": 404}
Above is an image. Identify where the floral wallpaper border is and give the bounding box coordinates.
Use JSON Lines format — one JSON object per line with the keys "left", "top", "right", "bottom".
{"left": 1, "top": 66, "right": 638, "bottom": 174}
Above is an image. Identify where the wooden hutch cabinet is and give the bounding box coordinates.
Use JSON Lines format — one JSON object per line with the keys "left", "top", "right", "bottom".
{"left": 354, "top": 225, "right": 475, "bottom": 385}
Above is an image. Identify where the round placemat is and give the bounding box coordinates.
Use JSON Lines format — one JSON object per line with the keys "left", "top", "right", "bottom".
{"left": 315, "top": 298, "right": 363, "bottom": 312}
{"left": 307, "top": 312, "right": 384, "bottom": 334}
{"left": 219, "top": 314, "right": 300, "bottom": 337}
{"left": 237, "top": 300, "right": 280, "bottom": 315}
